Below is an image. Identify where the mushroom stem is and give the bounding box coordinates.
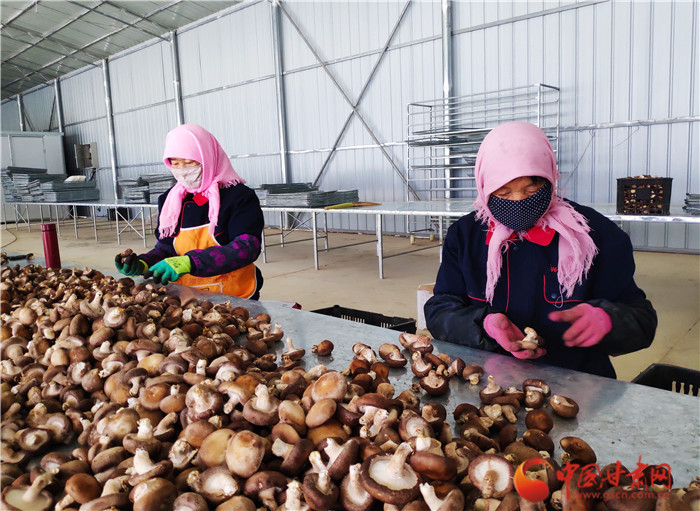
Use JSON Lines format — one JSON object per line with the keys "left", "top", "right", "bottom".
{"left": 272, "top": 438, "right": 294, "bottom": 459}
{"left": 284, "top": 481, "right": 307, "bottom": 511}
{"left": 322, "top": 438, "right": 343, "bottom": 464}
{"left": 54, "top": 494, "right": 74, "bottom": 511}
{"left": 22, "top": 470, "right": 53, "bottom": 502}
{"left": 132, "top": 448, "right": 157, "bottom": 474}
{"left": 419, "top": 483, "right": 444, "bottom": 511}
{"left": 387, "top": 442, "right": 413, "bottom": 476}
{"left": 101, "top": 476, "right": 128, "bottom": 496}
{"left": 481, "top": 470, "right": 498, "bottom": 498}
{"left": 136, "top": 418, "right": 154, "bottom": 439}
{"left": 309, "top": 451, "right": 327, "bottom": 474}
{"left": 196, "top": 359, "right": 207, "bottom": 376}
{"left": 259, "top": 488, "right": 279, "bottom": 510}
{"left": 253, "top": 383, "right": 273, "bottom": 412}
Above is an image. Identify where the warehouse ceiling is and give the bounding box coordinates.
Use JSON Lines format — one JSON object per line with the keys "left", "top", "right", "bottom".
{"left": 1, "top": 0, "right": 241, "bottom": 100}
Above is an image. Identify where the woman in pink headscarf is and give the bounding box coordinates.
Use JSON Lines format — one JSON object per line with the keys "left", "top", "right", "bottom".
{"left": 424, "top": 122, "right": 656, "bottom": 377}
{"left": 115, "top": 124, "right": 264, "bottom": 299}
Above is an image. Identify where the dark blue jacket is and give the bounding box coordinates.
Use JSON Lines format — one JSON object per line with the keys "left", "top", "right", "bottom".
{"left": 424, "top": 201, "right": 657, "bottom": 378}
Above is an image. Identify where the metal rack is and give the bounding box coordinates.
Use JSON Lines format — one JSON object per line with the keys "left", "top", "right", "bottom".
{"left": 404, "top": 83, "right": 560, "bottom": 239}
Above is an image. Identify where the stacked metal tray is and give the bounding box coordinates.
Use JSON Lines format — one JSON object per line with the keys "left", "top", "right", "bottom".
{"left": 265, "top": 189, "right": 359, "bottom": 207}
{"left": 141, "top": 174, "right": 176, "bottom": 204}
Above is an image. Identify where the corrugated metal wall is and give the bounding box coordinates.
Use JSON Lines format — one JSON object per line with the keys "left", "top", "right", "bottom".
{"left": 2, "top": 0, "right": 697, "bottom": 249}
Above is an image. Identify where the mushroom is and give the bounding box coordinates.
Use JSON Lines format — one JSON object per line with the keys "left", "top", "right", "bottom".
{"left": 302, "top": 452, "right": 339, "bottom": 510}
{"left": 360, "top": 442, "right": 422, "bottom": 506}
{"left": 410, "top": 450, "right": 458, "bottom": 481}
{"left": 1, "top": 470, "right": 55, "bottom": 511}
{"left": 306, "top": 398, "right": 337, "bottom": 428}
{"left": 479, "top": 376, "right": 504, "bottom": 403}
{"left": 242, "top": 383, "right": 280, "bottom": 426}
{"left": 282, "top": 337, "right": 305, "bottom": 364}
{"left": 522, "top": 379, "right": 551, "bottom": 397}
{"left": 278, "top": 480, "right": 310, "bottom": 511}
{"left": 54, "top": 473, "right": 101, "bottom": 511}
{"left": 272, "top": 437, "right": 314, "bottom": 476}
{"left": 173, "top": 492, "right": 209, "bottom": 511}
{"left": 312, "top": 340, "right": 334, "bottom": 356}
{"left": 226, "top": 430, "right": 266, "bottom": 478}
{"left": 420, "top": 370, "right": 450, "bottom": 396}
{"left": 468, "top": 454, "right": 515, "bottom": 499}
{"left": 525, "top": 409, "right": 553, "bottom": 434}
{"left": 378, "top": 344, "right": 408, "bottom": 367}
{"left": 549, "top": 395, "right": 579, "bottom": 419}
{"left": 127, "top": 447, "right": 173, "bottom": 486}
{"left": 310, "top": 371, "right": 347, "bottom": 403}
{"left": 129, "top": 477, "right": 178, "bottom": 511}
{"left": 187, "top": 466, "right": 239, "bottom": 505}
{"left": 519, "top": 327, "right": 544, "bottom": 350}
{"left": 320, "top": 437, "right": 359, "bottom": 481}
{"left": 243, "top": 471, "right": 290, "bottom": 510}
{"left": 123, "top": 418, "right": 161, "bottom": 457}
{"left": 198, "top": 428, "right": 235, "bottom": 468}
{"left": 419, "top": 483, "right": 465, "bottom": 511}
{"left": 340, "top": 463, "right": 375, "bottom": 511}
{"left": 560, "top": 436, "right": 597, "bottom": 465}
{"left": 522, "top": 429, "right": 554, "bottom": 454}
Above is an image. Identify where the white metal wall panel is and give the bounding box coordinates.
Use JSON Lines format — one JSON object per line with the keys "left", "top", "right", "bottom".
{"left": 60, "top": 67, "right": 106, "bottom": 126}
{"left": 177, "top": 1, "right": 274, "bottom": 98}
{"left": 1, "top": 101, "right": 21, "bottom": 132}
{"left": 113, "top": 104, "right": 178, "bottom": 168}
{"left": 182, "top": 78, "right": 279, "bottom": 157}
{"left": 22, "top": 85, "right": 55, "bottom": 132}
{"left": 109, "top": 41, "right": 175, "bottom": 113}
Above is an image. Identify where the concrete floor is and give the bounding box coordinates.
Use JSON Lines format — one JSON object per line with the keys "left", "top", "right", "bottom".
{"left": 2, "top": 219, "right": 698, "bottom": 382}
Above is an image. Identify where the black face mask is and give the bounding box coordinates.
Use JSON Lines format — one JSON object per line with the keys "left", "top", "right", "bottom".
{"left": 487, "top": 181, "right": 552, "bottom": 232}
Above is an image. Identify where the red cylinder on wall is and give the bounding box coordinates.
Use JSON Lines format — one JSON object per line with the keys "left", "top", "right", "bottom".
{"left": 41, "top": 223, "right": 61, "bottom": 269}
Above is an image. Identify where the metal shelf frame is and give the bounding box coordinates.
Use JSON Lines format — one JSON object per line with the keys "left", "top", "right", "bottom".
{"left": 405, "top": 83, "right": 560, "bottom": 236}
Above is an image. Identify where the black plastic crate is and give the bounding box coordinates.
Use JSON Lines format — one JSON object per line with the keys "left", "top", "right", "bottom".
{"left": 616, "top": 176, "right": 672, "bottom": 215}
{"left": 311, "top": 305, "right": 416, "bottom": 334}
{"left": 631, "top": 363, "right": 700, "bottom": 396}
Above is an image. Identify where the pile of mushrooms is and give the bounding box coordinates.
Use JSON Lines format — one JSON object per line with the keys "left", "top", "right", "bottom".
{"left": 1, "top": 263, "right": 697, "bottom": 511}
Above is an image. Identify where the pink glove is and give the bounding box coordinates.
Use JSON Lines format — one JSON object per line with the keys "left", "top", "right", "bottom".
{"left": 483, "top": 313, "right": 547, "bottom": 360}
{"left": 548, "top": 303, "right": 612, "bottom": 347}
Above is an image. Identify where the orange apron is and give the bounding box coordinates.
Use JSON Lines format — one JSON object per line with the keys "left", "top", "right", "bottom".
{"left": 173, "top": 225, "right": 258, "bottom": 298}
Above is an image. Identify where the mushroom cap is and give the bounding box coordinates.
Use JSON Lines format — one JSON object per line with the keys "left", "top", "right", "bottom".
{"left": 129, "top": 477, "right": 177, "bottom": 511}
{"left": 323, "top": 438, "right": 360, "bottom": 481}
{"left": 467, "top": 454, "right": 514, "bottom": 499}
{"left": 410, "top": 451, "right": 458, "bottom": 481}
{"left": 560, "top": 437, "right": 597, "bottom": 465}
{"left": 173, "top": 492, "right": 208, "bottom": 511}
{"left": 279, "top": 438, "right": 315, "bottom": 476}
{"left": 522, "top": 429, "right": 554, "bottom": 454}
{"left": 525, "top": 409, "right": 553, "bottom": 434}
{"left": 1, "top": 485, "right": 53, "bottom": 511}
{"left": 65, "top": 473, "right": 101, "bottom": 504}
{"left": 243, "top": 470, "right": 289, "bottom": 501}
{"left": 549, "top": 395, "right": 580, "bottom": 419}
{"left": 310, "top": 371, "right": 347, "bottom": 403}
{"left": 226, "top": 430, "right": 266, "bottom": 478}
{"left": 305, "top": 398, "right": 337, "bottom": 428}
{"left": 359, "top": 452, "right": 422, "bottom": 506}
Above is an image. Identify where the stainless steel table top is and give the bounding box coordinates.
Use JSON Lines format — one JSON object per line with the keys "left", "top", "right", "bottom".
{"left": 182, "top": 289, "right": 700, "bottom": 487}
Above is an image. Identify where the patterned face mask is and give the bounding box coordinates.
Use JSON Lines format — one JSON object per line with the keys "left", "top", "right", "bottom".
{"left": 487, "top": 181, "right": 552, "bottom": 232}
{"left": 172, "top": 164, "right": 203, "bottom": 191}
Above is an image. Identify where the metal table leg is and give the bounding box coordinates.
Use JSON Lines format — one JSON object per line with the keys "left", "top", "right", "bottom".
{"left": 261, "top": 227, "right": 267, "bottom": 263}
{"left": 141, "top": 207, "right": 146, "bottom": 248}
{"left": 53, "top": 205, "right": 61, "bottom": 237}
{"left": 115, "top": 208, "right": 121, "bottom": 245}
{"left": 312, "top": 212, "right": 319, "bottom": 270}
{"left": 91, "top": 206, "right": 98, "bottom": 241}
{"left": 323, "top": 212, "right": 329, "bottom": 250}
{"left": 376, "top": 213, "right": 384, "bottom": 279}
{"left": 279, "top": 212, "right": 284, "bottom": 247}
{"left": 73, "top": 207, "right": 78, "bottom": 238}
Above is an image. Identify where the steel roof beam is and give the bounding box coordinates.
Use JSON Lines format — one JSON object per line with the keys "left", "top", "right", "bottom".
{"left": 66, "top": 0, "right": 170, "bottom": 42}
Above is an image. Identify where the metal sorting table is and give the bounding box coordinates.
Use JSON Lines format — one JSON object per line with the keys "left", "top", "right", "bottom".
{"left": 176, "top": 287, "right": 699, "bottom": 487}
{"left": 262, "top": 201, "right": 700, "bottom": 279}
{"left": 2, "top": 200, "right": 158, "bottom": 247}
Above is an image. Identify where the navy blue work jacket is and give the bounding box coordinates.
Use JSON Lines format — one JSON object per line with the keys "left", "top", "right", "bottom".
{"left": 424, "top": 201, "right": 657, "bottom": 378}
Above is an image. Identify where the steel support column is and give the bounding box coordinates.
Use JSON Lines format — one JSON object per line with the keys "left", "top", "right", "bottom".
{"left": 170, "top": 30, "right": 184, "bottom": 125}
{"left": 102, "top": 59, "right": 119, "bottom": 203}
{"left": 17, "top": 95, "right": 25, "bottom": 131}
{"left": 53, "top": 78, "right": 65, "bottom": 133}
{"left": 442, "top": 0, "right": 453, "bottom": 200}
{"left": 271, "top": 1, "right": 291, "bottom": 185}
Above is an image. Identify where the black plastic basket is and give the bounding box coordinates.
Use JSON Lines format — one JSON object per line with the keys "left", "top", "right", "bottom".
{"left": 616, "top": 176, "right": 672, "bottom": 215}
{"left": 631, "top": 363, "right": 700, "bottom": 396}
{"left": 311, "top": 305, "right": 416, "bottom": 334}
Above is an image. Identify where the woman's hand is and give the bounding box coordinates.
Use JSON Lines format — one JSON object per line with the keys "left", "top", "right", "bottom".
{"left": 144, "top": 256, "right": 191, "bottom": 285}
{"left": 114, "top": 251, "right": 147, "bottom": 276}
{"left": 483, "top": 313, "right": 547, "bottom": 359}
{"left": 549, "top": 303, "right": 612, "bottom": 347}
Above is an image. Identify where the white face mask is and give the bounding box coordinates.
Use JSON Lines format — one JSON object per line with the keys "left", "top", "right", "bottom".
{"left": 172, "top": 164, "right": 203, "bottom": 190}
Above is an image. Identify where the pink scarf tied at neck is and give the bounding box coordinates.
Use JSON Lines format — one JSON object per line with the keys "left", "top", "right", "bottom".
{"left": 473, "top": 121, "right": 598, "bottom": 304}
{"left": 158, "top": 124, "right": 244, "bottom": 238}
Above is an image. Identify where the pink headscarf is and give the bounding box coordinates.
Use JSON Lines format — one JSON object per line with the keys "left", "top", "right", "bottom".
{"left": 158, "top": 124, "right": 244, "bottom": 238}
{"left": 473, "top": 121, "right": 598, "bottom": 304}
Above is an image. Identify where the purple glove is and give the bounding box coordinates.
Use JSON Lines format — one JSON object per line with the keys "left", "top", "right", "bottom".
{"left": 483, "top": 313, "right": 547, "bottom": 360}
{"left": 548, "top": 303, "right": 612, "bottom": 347}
